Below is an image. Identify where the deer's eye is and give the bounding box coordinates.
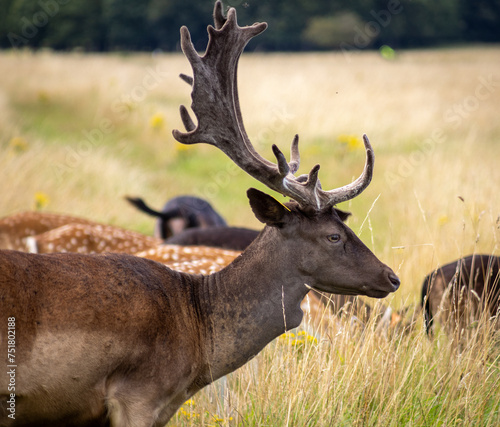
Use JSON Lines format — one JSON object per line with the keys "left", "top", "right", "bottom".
{"left": 327, "top": 234, "right": 341, "bottom": 243}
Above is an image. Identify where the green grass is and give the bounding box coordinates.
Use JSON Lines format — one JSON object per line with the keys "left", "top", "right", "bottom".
{"left": 1, "top": 47, "right": 500, "bottom": 425}
{"left": 172, "top": 315, "right": 500, "bottom": 426}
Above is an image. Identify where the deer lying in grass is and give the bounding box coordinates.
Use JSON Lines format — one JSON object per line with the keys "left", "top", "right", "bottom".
{"left": 126, "top": 195, "right": 227, "bottom": 239}
{"left": 22, "top": 216, "right": 256, "bottom": 253}
{"left": 0, "top": 212, "right": 162, "bottom": 255}
{"left": 0, "top": 211, "right": 96, "bottom": 251}
{"left": 421, "top": 254, "right": 500, "bottom": 335}
{"left": 0, "top": 212, "right": 162, "bottom": 254}
{"left": 136, "top": 244, "right": 240, "bottom": 268}
{"left": 0, "top": 3, "right": 399, "bottom": 426}
{"left": 25, "top": 222, "right": 162, "bottom": 255}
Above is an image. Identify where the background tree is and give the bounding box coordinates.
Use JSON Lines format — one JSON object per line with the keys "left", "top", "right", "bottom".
{"left": 1, "top": 0, "right": 499, "bottom": 51}
{"left": 147, "top": 0, "right": 213, "bottom": 51}
{"left": 460, "top": 0, "right": 500, "bottom": 42}
{"left": 103, "top": 0, "right": 153, "bottom": 51}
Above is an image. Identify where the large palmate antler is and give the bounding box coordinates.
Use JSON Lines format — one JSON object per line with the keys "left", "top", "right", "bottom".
{"left": 173, "top": 1, "right": 374, "bottom": 211}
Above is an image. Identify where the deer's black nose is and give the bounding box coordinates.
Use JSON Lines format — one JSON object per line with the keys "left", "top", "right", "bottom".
{"left": 388, "top": 273, "right": 401, "bottom": 290}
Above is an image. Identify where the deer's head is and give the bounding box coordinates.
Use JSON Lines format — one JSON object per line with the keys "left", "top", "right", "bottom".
{"left": 173, "top": 1, "right": 399, "bottom": 298}
{"left": 246, "top": 188, "right": 399, "bottom": 298}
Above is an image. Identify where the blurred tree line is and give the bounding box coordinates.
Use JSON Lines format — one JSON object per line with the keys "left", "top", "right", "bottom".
{"left": 1, "top": 0, "right": 499, "bottom": 51}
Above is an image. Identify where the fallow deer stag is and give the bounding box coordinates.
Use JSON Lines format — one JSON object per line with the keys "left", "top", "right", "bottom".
{"left": 0, "top": 2, "right": 399, "bottom": 426}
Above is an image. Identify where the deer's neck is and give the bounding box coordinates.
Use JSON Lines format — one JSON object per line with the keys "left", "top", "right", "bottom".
{"left": 197, "top": 228, "right": 309, "bottom": 382}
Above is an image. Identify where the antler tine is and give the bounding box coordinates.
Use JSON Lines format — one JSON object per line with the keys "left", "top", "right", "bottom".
{"left": 213, "top": 0, "right": 226, "bottom": 29}
{"left": 289, "top": 134, "right": 300, "bottom": 175}
{"left": 179, "top": 74, "right": 193, "bottom": 86}
{"left": 306, "top": 164, "right": 321, "bottom": 190}
{"left": 179, "top": 105, "right": 196, "bottom": 132}
{"left": 272, "top": 145, "right": 290, "bottom": 176}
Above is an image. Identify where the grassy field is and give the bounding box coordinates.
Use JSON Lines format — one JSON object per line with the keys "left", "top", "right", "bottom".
{"left": 1, "top": 46, "right": 499, "bottom": 425}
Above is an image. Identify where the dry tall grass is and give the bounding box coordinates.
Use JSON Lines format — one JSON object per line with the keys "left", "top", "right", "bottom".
{"left": 1, "top": 46, "right": 499, "bottom": 425}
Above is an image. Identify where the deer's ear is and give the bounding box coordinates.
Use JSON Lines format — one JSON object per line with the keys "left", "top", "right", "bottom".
{"left": 334, "top": 208, "right": 351, "bottom": 222}
{"left": 247, "top": 188, "right": 291, "bottom": 226}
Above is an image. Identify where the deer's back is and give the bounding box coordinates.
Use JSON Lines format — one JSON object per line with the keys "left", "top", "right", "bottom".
{"left": 0, "top": 250, "right": 206, "bottom": 348}
{"left": 0, "top": 250, "right": 208, "bottom": 426}
{"left": 422, "top": 254, "right": 500, "bottom": 332}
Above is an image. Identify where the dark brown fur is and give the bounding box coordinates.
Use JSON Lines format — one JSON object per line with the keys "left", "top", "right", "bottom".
{"left": 421, "top": 254, "right": 500, "bottom": 334}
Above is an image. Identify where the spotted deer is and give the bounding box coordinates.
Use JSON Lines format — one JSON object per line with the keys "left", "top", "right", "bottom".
{"left": 136, "top": 244, "right": 240, "bottom": 269}
{"left": 0, "top": 3, "right": 399, "bottom": 426}
{"left": 0, "top": 212, "right": 162, "bottom": 255}
{"left": 0, "top": 211, "right": 96, "bottom": 251}
{"left": 26, "top": 223, "right": 162, "bottom": 255}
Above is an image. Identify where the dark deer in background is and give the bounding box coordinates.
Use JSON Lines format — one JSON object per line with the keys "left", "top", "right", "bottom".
{"left": 421, "top": 254, "right": 500, "bottom": 334}
{"left": 125, "top": 195, "right": 227, "bottom": 239}
{"left": 0, "top": 3, "right": 399, "bottom": 426}
{"left": 126, "top": 195, "right": 261, "bottom": 250}
{"left": 165, "top": 225, "right": 259, "bottom": 250}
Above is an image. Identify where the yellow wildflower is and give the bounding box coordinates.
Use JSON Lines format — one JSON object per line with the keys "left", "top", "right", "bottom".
{"left": 208, "top": 415, "right": 233, "bottom": 426}
{"left": 279, "top": 332, "right": 296, "bottom": 341}
{"left": 8, "top": 137, "right": 28, "bottom": 153}
{"left": 179, "top": 398, "right": 200, "bottom": 420}
{"left": 280, "top": 330, "right": 317, "bottom": 346}
{"left": 149, "top": 113, "right": 165, "bottom": 130}
{"left": 338, "top": 134, "right": 363, "bottom": 151}
{"left": 174, "top": 142, "right": 192, "bottom": 152}
{"left": 307, "top": 335, "right": 318, "bottom": 344}
{"left": 33, "top": 192, "right": 50, "bottom": 211}
{"left": 438, "top": 215, "right": 449, "bottom": 226}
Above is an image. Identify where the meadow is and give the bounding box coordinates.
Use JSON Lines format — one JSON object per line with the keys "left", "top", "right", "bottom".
{"left": 1, "top": 46, "right": 499, "bottom": 425}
